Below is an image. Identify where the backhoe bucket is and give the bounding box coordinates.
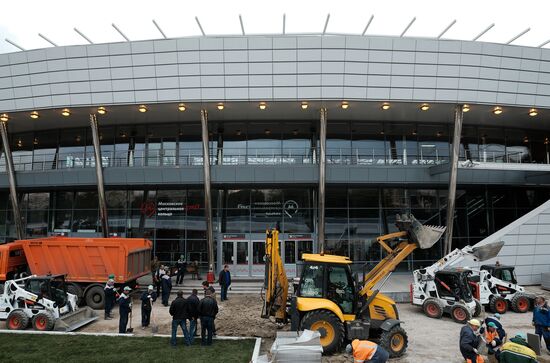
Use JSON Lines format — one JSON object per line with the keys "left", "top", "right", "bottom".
{"left": 395, "top": 214, "right": 446, "bottom": 249}
{"left": 53, "top": 307, "right": 98, "bottom": 332}
{"left": 471, "top": 241, "right": 505, "bottom": 261}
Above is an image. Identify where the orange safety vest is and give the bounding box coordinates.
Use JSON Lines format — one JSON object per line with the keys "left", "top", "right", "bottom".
{"left": 485, "top": 330, "right": 499, "bottom": 344}
{"left": 466, "top": 356, "right": 485, "bottom": 363}
{"left": 352, "top": 339, "right": 378, "bottom": 363}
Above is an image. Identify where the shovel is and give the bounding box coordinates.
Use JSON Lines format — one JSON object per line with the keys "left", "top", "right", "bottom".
{"left": 151, "top": 298, "right": 158, "bottom": 334}
{"left": 126, "top": 301, "right": 134, "bottom": 333}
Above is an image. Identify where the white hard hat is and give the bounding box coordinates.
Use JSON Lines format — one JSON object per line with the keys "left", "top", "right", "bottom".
{"left": 147, "top": 285, "right": 154, "bottom": 290}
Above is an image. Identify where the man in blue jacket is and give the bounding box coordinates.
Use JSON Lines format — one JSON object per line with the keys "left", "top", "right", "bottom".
{"left": 140, "top": 284, "right": 157, "bottom": 329}
{"left": 161, "top": 267, "right": 172, "bottom": 306}
{"left": 118, "top": 286, "right": 132, "bottom": 333}
{"left": 533, "top": 295, "right": 550, "bottom": 353}
{"left": 459, "top": 319, "right": 482, "bottom": 363}
{"left": 218, "top": 264, "right": 231, "bottom": 301}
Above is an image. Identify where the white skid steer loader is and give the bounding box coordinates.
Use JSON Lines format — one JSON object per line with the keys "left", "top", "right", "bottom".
{"left": 0, "top": 274, "right": 98, "bottom": 331}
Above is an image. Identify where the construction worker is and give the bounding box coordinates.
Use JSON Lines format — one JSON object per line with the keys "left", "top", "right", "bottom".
{"left": 484, "top": 313, "right": 506, "bottom": 342}
{"left": 218, "top": 264, "right": 231, "bottom": 301}
{"left": 198, "top": 288, "right": 218, "bottom": 346}
{"left": 154, "top": 263, "right": 165, "bottom": 296}
{"left": 201, "top": 281, "right": 216, "bottom": 335}
{"left": 187, "top": 289, "right": 200, "bottom": 344}
{"left": 460, "top": 319, "right": 484, "bottom": 363}
{"left": 140, "top": 285, "right": 157, "bottom": 329}
{"left": 118, "top": 286, "right": 132, "bottom": 334}
{"left": 169, "top": 291, "right": 190, "bottom": 347}
{"left": 345, "top": 339, "right": 389, "bottom": 363}
{"left": 161, "top": 266, "right": 172, "bottom": 306}
{"left": 484, "top": 322, "right": 503, "bottom": 363}
{"left": 533, "top": 295, "right": 550, "bottom": 354}
{"left": 104, "top": 276, "right": 117, "bottom": 320}
{"left": 499, "top": 333, "right": 537, "bottom": 363}
{"left": 176, "top": 255, "right": 187, "bottom": 286}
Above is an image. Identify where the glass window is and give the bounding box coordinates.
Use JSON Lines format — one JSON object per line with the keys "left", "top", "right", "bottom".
{"left": 11, "top": 133, "right": 33, "bottom": 171}
{"left": 352, "top": 123, "right": 387, "bottom": 165}
{"left": 297, "top": 240, "right": 313, "bottom": 260}
{"left": 106, "top": 191, "right": 127, "bottom": 209}
{"left": 505, "top": 129, "right": 531, "bottom": 163}
{"left": 417, "top": 125, "right": 449, "bottom": 165}
{"left": 58, "top": 128, "right": 88, "bottom": 169}
{"left": 282, "top": 123, "right": 313, "bottom": 164}
{"left": 252, "top": 241, "right": 265, "bottom": 264}
{"left": 75, "top": 191, "right": 98, "bottom": 209}
{"left": 327, "top": 122, "right": 351, "bottom": 165}
{"left": 236, "top": 241, "right": 248, "bottom": 264}
{"left": 32, "top": 130, "right": 58, "bottom": 171}
{"left": 299, "top": 263, "right": 324, "bottom": 298}
{"left": 72, "top": 210, "right": 98, "bottom": 232}
{"left": 284, "top": 241, "right": 296, "bottom": 264}
{"left": 327, "top": 265, "right": 354, "bottom": 314}
{"left": 223, "top": 242, "right": 234, "bottom": 264}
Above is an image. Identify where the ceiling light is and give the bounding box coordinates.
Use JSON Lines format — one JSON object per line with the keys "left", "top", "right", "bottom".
{"left": 545, "top": 137, "right": 549, "bottom": 145}
{"left": 292, "top": 129, "right": 299, "bottom": 136}
{"left": 0, "top": 114, "right": 8, "bottom": 122}
{"left": 75, "top": 135, "right": 81, "bottom": 143}
{"left": 30, "top": 111, "right": 39, "bottom": 119}
{"left": 33, "top": 137, "right": 39, "bottom": 145}
{"left": 412, "top": 130, "right": 417, "bottom": 136}
{"left": 217, "top": 103, "right": 225, "bottom": 111}
{"left": 462, "top": 104, "right": 470, "bottom": 113}
{"left": 341, "top": 101, "right": 349, "bottom": 110}
{"left": 437, "top": 131, "right": 443, "bottom": 137}
{"left": 492, "top": 106, "right": 503, "bottom": 115}
{"left": 264, "top": 129, "right": 271, "bottom": 135}
{"left": 16, "top": 139, "right": 22, "bottom": 147}
{"left": 259, "top": 102, "right": 267, "bottom": 110}
{"left": 61, "top": 108, "right": 71, "bottom": 117}
{"left": 420, "top": 103, "right": 430, "bottom": 111}
{"left": 97, "top": 106, "right": 107, "bottom": 115}
{"left": 379, "top": 131, "right": 385, "bottom": 135}
{"left": 528, "top": 108, "right": 538, "bottom": 117}
{"left": 236, "top": 129, "right": 242, "bottom": 136}
{"left": 301, "top": 102, "right": 309, "bottom": 110}
{"left": 381, "top": 102, "right": 391, "bottom": 110}
{"left": 138, "top": 105, "right": 147, "bottom": 113}
{"left": 178, "top": 103, "right": 186, "bottom": 112}
{"left": 120, "top": 131, "right": 127, "bottom": 138}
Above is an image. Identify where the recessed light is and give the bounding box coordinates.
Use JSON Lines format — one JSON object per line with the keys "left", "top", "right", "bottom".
{"left": 16, "top": 139, "right": 22, "bottom": 147}
{"left": 0, "top": 113, "right": 8, "bottom": 122}
{"left": 97, "top": 106, "right": 107, "bottom": 115}
{"left": 462, "top": 104, "right": 470, "bottom": 113}
{"left": 217, "top": 103, "right": 225, "bottom": 111}
{"left": 523, "top": 136, "right": 529, "bottom": 143}
{"left": 61, "top": 108, "right": 71, "bottom": 117}
{"left": 341, "top": 101, "right": 349, "bottom": 110}
{"left": 75, "top": 135, "right": 81, "bottom": 143}
{"left": 493, "top": 106, "right": 503, "bottom": 115}
{"left": 178, "top": 103, "right": 186, "bottom": 112}
{"left": 420, "top": 103, "right": 430, "bottom": 111}
{"left": 138, "top": 105, "right": 147, "bottom": 113}
{"left": 236, "top": 129, "right": 242, "bottom": 136}
{"left": 264, "top": 129, "right": 271, "bottom": 135}
{"left": 301, "top": 102, "right": 309, "bottom": 110}
{"left": 30, "top": 111, "right": 39, "bottom": 119}
{"left": 437, "top": 131, "right": 443, "bottom": 137}
{"left": 381, "top": 102, "right": 391, "bottom": 110}
{"left": 33, "top": 137, "right": 39, "bottom": 145}
{"left": 528, "top": 108, "right": 538, "bottom": 117}
{"left": 259, "top": 102, "right": 267, "bottom": 110}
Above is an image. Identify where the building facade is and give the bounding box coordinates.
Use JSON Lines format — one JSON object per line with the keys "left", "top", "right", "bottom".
{"left": 1, "top": 35, "right": 550, "bottom": 281}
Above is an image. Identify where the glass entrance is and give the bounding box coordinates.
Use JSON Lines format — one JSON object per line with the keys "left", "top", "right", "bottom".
{"left": 222, "top": 240, "right": 250, "bottom": 276}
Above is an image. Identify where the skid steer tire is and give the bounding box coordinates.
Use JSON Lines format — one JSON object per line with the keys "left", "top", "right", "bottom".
{"left": 6, "top": 310, "right": 29, "bottom": 330}
{"left": 85, "top": 285, "right": 105, "bottom": 309}
{"left": 489, "top": 296, "right": 508, "bottom": 314}
{"left": 32, "top": 311, "right": 55, "bottom": 331}
{"left": 379, "top": 325, "right": 408, "bottom": 358}
{"left": 300, "top": 310, "right": 344, "bottom": 355}
{"left": 511, "top": 294, "right": 530, "bottom": 313}
{"left": 451, "top": 304, "right": 471, "bottom": 324}
{"left": 422, "top": 298, "right": 443, "bottom": 319}
{"left": 473, "top": 299, "right": 482, "bottom": 317}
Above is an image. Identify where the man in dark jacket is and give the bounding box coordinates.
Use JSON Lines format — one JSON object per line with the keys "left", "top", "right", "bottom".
{"left": 187, "top": 289, "right": 200, "bottom": 344}
{"left": 218, "top": 264, "right": 231, "bottom": 301}
{"left": 176, "top": 255, "right": 187, "bottom": 286}
{"left": 169, "top": 291, "right": 190, "bottom": 346}
{"left": 533, "top": 295, "right": 550, "bottom": 353}
{"left": 140, "top": 284, "right": 157, "bottom": 329}
{"left": 104, "top": 277, "right": 117, "bottom": 320}
{"left": 459, "top": 319, "right": 482, "bottom": 363}
{"left": 118, "top": 286, "right": 132, "bottom": 334}
{"left": 198, "top": 289, "right": 218, "bottom": 346}
{"left": 161, "top": 267, "right": 172, "bottom": 306}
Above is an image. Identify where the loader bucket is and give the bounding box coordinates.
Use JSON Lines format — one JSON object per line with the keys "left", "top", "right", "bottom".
{"left": 471, "top": 241, "right": 505, "bottom": 261}
{"left": 53, "top": 307, "right": 98, "bottom": 332}
{"left": 395, "top": 213, "right": 446, "bottom": 249}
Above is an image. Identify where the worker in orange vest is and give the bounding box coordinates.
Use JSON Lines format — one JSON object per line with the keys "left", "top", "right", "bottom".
{"left": 345, "top": 339, "right": 389, "bottom": 363}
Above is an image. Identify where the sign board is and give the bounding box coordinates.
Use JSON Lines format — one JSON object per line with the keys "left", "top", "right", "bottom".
{"left": 527, "top": 332, "right": 541, "bottom": 356}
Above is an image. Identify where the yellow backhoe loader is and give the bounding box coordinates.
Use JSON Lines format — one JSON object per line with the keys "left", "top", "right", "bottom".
{"left": 261, "top": 213, "right": 446, "bottom": 357}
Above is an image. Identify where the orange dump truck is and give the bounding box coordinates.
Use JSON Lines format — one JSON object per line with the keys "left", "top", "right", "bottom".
{"left": 0, "top": 237, "right": 152, "bottom": 309}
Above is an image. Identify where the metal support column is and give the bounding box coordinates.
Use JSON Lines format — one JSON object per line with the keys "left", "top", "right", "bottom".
{"left": 201, "top": 109, "right": 215, "bottom": 273}
{"left": 89, "top": 114, "right": 109, "bottom": 238}
{"left": 216, "top": 128, "right": 223, "bottom": 165}
{"left": 443, "top": 105, "right": 464, "bottom": 255}
{"left": 318, "top": 107, "right": 327, "bottom": 253}
{"left": 0, "top": 121, "right": 24, "bottom": 240}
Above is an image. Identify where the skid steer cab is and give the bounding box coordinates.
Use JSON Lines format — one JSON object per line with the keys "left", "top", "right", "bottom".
{"left": 0, "top": 274, "right": 98, "bottom": 331}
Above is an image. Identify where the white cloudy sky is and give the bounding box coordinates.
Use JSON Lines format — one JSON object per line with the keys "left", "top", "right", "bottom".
{"left": 0, "top": 0, "right": 549, "bottom": 54}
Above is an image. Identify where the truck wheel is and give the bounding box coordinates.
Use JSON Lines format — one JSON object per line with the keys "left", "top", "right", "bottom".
{"left": 300, "top": 310, "right": 344, "bottom": 355}
{"left": 489, "top": 296, "right": 508, "bottom": 314}
{"left": 6, "top": 310, "right": 29, "bottom": 330}
{"left": 451, "top": 304, "right": 471, "bottom": 324}
{"left": 32, "top": 311, "right": 55, "bottom": 331}
{"left": 67, "top": 283, "right": 84, "bottom": 306}
{"left": 473, "top": 299, "right": 482, "bottom": 317}
{"left": 511, "top": 294, "right": 530, "bottom": 313}
{"left": 85, "top": 285, "right": 105, "bottom": 309}
{"left": 379, "top": 325, "right": 408, "bottom": 358}
{"left": 422, "top": 298, "right": 443, "bottom": 319}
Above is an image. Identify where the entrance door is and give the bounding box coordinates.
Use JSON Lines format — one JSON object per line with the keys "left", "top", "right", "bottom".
{"left": 251, "top": 241, "right": 266, "bottom": 277}
{"left": 222, "top": 240, "right": 250, "bottom": 276}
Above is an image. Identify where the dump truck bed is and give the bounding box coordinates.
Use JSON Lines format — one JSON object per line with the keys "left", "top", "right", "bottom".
{"left": 19, "top": 237, "right": 152, "bottom": 283}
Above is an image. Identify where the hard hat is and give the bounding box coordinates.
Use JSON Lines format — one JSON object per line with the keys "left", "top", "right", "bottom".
{"left": 107, "top": 279, "right": 115, "bottom": 285}
{"left": 123, "top": 286, "right": 132, "bottom": 291}
{"left": 494, "top": 313, "right": 501, "bottom": 320}
{"left": 108, "top": 274, "right": 115, "bottom": 279}
{"left": 515, "top": 332, "right": 527, "bottom": 341}
{"left": 468, "top": 319, "right": 481, "bottom": 327}
{"left": 147, "top": 285, "right": 154, "bottom": 290}
{"left": 487, "top": 322, "right": 497, "bottom": 328}
{"left": 345, "top": 344, "right": 352, "bottom": 354}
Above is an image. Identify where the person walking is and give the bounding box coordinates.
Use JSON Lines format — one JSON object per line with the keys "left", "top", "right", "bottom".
{"left": 169, "top": 291, "right": 190, "bottom": 347}
{"left": 104, "top": 276, "right": 117, "bottom": 320}
{"left": 140, "top": 285, "right": 157, "bottom": 329}
{"left": 161, "top": 267, "right": 172, "bottom": 306}
{"left": 533, "top": 295, "right": 550, "bottom": 354}
{"left": 459, "top": 319, "right": 483, "bottom": 363}
{"left": 218, "top": 264, "right": 231, "bottom": 301}
{"left": 187, "top": 289, "right": 200, "bottom": 344}
{"left": 118, "top": 286, "right": 132, "bottom": 334}
{"left": 345, "top": 339, "right": 389, "bottom": 363}
{"left": 198, "top": 289, "right": 218, "bottom": 346}
{"left": 176, "top": 255, "right": 187, "bottom": 286}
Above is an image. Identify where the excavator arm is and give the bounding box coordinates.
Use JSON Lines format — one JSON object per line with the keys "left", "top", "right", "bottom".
{"left": 261, "top": 228, "right": 288, "bottom": 322}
